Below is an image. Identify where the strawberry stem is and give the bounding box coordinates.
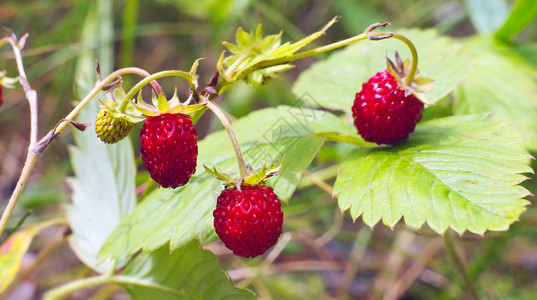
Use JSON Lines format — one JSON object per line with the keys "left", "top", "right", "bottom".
{"left": 206, "top": 101, "right": 248, "bottom": 178}
{"left": 125, "top": 70, "right": 196, "bottom": 101}
{"left": 370, "top": 32, "right": 418, "bottom": 86}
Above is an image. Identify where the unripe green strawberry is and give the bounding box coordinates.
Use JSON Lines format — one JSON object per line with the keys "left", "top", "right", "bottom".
{"left": 95, "top": 107, "right": 133, "bottom": 144}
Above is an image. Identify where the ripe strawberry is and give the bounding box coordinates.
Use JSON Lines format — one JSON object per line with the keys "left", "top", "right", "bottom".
{"left": 352, "top": 69, "right": 424, "bottom": 145}
{"left": 95, "top": 107, "right": 133, "bottom": 144}
{"left": 140, "top": 113, "right": 198, "bottom": 188}
{"left": 213, "top": 184, "right": 283, "bottom": 258}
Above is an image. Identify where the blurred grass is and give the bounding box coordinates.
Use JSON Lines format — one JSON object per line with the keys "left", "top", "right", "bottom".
{"left": 1, "top": 0, "right": 537, "bottom": 299}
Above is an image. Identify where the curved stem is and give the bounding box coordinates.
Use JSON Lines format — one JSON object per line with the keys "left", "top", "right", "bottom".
{"left": 43, "top": 275, "right": 112, "bottom": 300}
{"left": 248, "top": 33, "right": 368, "bottom": 74}
{"left": 8, "top": 35, "right": 38, "bottom": 148}
{"left": 371, "top": 32, "right": 418, "bottom": 85}
{"left": 443, "top": 232, "right": 480, "bottom": 300}
{"left": 125, "top": 70, "right": 195, "bottom": 100}
{"left": 0, "top": 68, "right": 161, "bottom": 237}
{"left": 54, "top": 67, "right": 162, "bottom": 136}
{"left": 205, "top": 101, "right": 248, "bottom": 178}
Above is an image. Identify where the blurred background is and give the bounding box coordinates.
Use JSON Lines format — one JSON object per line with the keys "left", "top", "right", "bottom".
{"left": 1, "top": 0, "right": 537, "bottom": 299}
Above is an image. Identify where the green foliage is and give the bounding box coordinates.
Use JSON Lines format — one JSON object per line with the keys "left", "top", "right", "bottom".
{"left": 495, "top": 0, "right": 537, "bottom": 41}
{"left": 118, "top": 240, "right": 255, "bottom": 299}
{"left": 66, "top": 0, "right": 136, "bottom": 274}
{"left": 454, "top": 45, "right": 537, "bottom": 150}
{"left": 292, "top": 29, "right": 470, "bottom": 111}
{"left": 218, "top": 17, "right": 338, "bottom": 92}
{"left": 465, "top": 0, "right": 509, "bottom": 34}
{"left": 333, "top": 114, "right": 532, "bottom": 235}
{"left": 99, "top": 105, "right": 350, "bottom": 259}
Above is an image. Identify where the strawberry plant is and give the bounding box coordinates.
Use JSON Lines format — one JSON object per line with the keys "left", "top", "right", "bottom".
{"left": 1, "top": 1, "right": 537, "bottom": 299}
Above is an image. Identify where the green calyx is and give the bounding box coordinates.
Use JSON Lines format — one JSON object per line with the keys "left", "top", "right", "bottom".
{"left": 217, "top": 17, "right": 338, "bottom": 93}
{"left": 101, "top": 84, "right": 145, "bottom": 123}
{"left": 205, "top": 159, "right": 284, "bottom": 189}
{"left": 386, "top": 51, "right": 434, "bottom": 105}
{"left": 133, "top": 89, "right": 206, "bottom": 118}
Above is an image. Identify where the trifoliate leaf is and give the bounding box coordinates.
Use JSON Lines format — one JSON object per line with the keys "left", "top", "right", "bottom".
{"left": 333, "top": 114, "right": 532, "bottom": 235}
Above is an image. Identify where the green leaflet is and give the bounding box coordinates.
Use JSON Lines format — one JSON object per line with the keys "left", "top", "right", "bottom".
{"left": 495, "top": 0, "right": 537, "bottom": 41}
{"left": 454, "top": 49, "right": 537, "bottom": 150}
{"left": 99, "top": 105, "right": 350, "bottom": 259}
{"left": 333, "top": 114, "right": 532, "bottom": 235}
{"left": 118, "top": 240, "right": 255, "bottom": 300}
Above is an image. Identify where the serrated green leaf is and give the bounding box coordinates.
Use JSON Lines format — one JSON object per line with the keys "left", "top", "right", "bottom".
{"left": 66, "top": 2, "right": 136, "bottom": 274}
{"left": 292, "top": 28, "right": 470, "bottom": 111}
{"left": 99, "top": 106, "right": 351, "bottom": 259}
{"left": 495, "top": 0, "right": 537, "bottom": 41}
{"left": 333, "top": 114, "right": 532, "bottom": 235}
{"left": 118, "top": 240, "right": 255, "bottom": 299}
{"left": 454, "top": 50, "right": 537, "bottom": 150}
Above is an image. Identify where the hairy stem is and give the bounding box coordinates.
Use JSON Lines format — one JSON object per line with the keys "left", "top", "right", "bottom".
{"left": 55, "top": 67, "right": 162, "bottom": 135}
{"left": 372, "top": 32, "right": 419, "bottom": 85}
{"left": 0, "top": 153, "right": 39, "bottom": 238}
{"left": 0, "top": 66, "right": 162, "bottom": 237}
{"left": 246, "top": 33, "right": 369, "bottom": 76}
{"left": 44, "top": 275, "right": 112, "bottom": 300}
{"left": 443, "top": 232, "right": 480, "bottom": 300}
{"left": 125, "top": 70, "right": 195, "bottom": 100}
{"left": 205, "top": 101, "right": 248, "bottom": 178}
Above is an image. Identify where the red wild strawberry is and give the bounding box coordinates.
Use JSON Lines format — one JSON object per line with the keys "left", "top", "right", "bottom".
{"left": 352, "top": 69, "right": 424, "bottom": 145}
{"left": 140, "top": 113, "right": 198, "bottom": 188}
{"left": 213, "top": 184, "right": 284, "bottom": 258}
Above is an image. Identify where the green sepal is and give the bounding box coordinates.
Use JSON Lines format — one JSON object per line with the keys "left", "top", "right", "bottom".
{"left": 98, "top": 83, "right": 145, "bottom": 124}
{"left": 203, "top": 165, "right": 237, "bottom": 183}
{"left": 134, "top": 93, "right": 160, "bottom": 116}
{"left": 243, "top": 159, "right": 283, "bottom": 186}
{"left": 168, "top": 103, "right": 207, "bottom": 115}
{"left": 190, "top": 106, "right": 207, "bottom": 125}
{"left": 156, "top": 93, "right": 169, "bottom": 112}
{"left": 386, "top": 52, "right": 434, "bottom": 105}
{"left": 246, "top": 64, "right": 295, "bottom": 88}
{"left": 205, "top": 158, "right": 284, "bottom": 189}
{"left": 99, "top": 99, "right": 145, "bottom": 123}
{"left": 219, "top": 16, "right": 339, "bottom": 91}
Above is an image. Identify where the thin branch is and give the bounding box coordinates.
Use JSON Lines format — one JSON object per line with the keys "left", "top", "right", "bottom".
{"left": 7, "top": 33, "right": 38, "bottom": 148}
{"left": 205, "top": 101, "right": 248, "bottom": 178}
